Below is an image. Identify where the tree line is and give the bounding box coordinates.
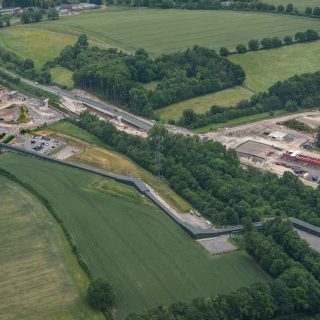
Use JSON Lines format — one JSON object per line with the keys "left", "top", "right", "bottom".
{"left": 220, "top": 29, "right": 319, "bottom": 56}
{"left": 51, "top": 35, "right": 244, "bottom": 117}
{"left": 0, "top": 166, "right": 115, "bottom": 317}
{"left": 177, "top": 72, "right": 320, "bottom": 129}
{"left": 112, "top": 0, "right": 320, "bottom": 20}
{"left": 264, "top": 218, "right": 320, "bottom": 283}
{"left": 0, "top": 46, "right": 51, "bottom": 83}
{"left": 226, "top": 1, "right": 320, "bottom": 19}
{"left": 3, "top": 0, "right": 63, "bottom": 8}
{"left": 126, "top": 219, "right": 320, "bottom": 319}
{"left": 73, "top": 111, "right": 320, "bottom": 227}
{"left": 0, "top": 14, "right": 11, "bottom": 27}
{"left": 20, "top": 7, "right": 58, "bottom": 23}
{"left": 0, "top": 7, "right": 58, "bottom": 28}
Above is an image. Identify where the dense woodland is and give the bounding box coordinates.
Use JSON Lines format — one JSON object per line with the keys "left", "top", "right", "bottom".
{"left": 3, "top": 0, "right": 66, "bottom": 8}
{"left": 126, "top": 219, "right": 320, "bottom": 319}
{"left": 75, "top": 111, "right": 320, "bottom": 226}
{"left": 177, "top": 72, "right": 320, "bottom": 128}
{"left": 51, "top": 35, "right": 244, "bottom": 116}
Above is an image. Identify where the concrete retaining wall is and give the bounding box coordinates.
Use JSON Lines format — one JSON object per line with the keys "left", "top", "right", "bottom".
{"left": 289, "top": 217, "right": 320, "bottom": 237}
{"left": 0, "top": 143, "right": 262, "bottom": 239}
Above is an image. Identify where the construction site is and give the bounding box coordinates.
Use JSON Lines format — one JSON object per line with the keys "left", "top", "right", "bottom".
{"left": 203, "top": 111, "right": 320, "bottom": 186}
{"left": 61, "top": 92, "right": 149, "bottom": 138}
{"left": 0, "top": 87, "right": 63, "bottom": 136}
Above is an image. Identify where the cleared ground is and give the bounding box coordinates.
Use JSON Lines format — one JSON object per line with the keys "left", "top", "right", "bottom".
{"left": 45, "top": 121, "right": 192, "bottom": 212}
{"left": 295, "top": 229, "right": 320, "bottom": 253}
{"left": 0, "top": 152, "right": 270, "bottom": 319}
{"left": 156, "top": 87, "right": 252, "bottom": 121}
{"left": 267, "top": 0, "right": 320, "bottom": 10}
{"left": 1, "top": 9, "right": 320, "bottom": 66}
{"left": 229, "top": 41, "right": 320, "bottom": 92}
{"left": 194, "top": 109, "right": 287, "bottom": 133}
{"left": 0, "top": 176, "right": 102, "bottom": 320}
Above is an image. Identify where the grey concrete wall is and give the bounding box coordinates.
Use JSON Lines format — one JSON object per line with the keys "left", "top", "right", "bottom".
{"left": 0, "top": 143, "right": 262, "bottom": 239}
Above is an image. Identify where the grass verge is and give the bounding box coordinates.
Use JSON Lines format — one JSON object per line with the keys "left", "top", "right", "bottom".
{"left": 45, "top": 121, "right": 192, "bottom": 212}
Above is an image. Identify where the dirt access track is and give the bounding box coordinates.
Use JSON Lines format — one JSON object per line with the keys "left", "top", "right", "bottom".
{"left": 201, "top": 111, "right": 320, "bottom": 150}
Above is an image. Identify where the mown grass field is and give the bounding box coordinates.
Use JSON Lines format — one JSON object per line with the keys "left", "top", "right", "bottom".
{"left": 0, "top": 176, "right": 103, "bottom": 320}
{"left": 0, "top": 152, "right": 270, "bottom": 319}
{"left": 50, "top": 66, "right": 74, "bottom": 88}
{"left": 267, "top": 0, "right": 320, "bottom": 10}
{"left": 229, "top": 41, "right": 320, "bottom": 92}
{"left": 0, "top": 28, "right": 76, "bottom": 69}
{"left": 1, "top": 9, "right": 320, "bottom": 66}
{"left": 45, "top": 121, "right": 191, "bottom": 212}
{"left": 156, "top": 87, "right": 252, "bottom": 121}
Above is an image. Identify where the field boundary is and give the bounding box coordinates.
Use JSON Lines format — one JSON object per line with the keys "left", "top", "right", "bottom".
{"left": 0, "top": 167, "right": 94, "bottom": 277}
{"left": 0, "top": 143, "right": 264, "bottom": 239}
{"left": 1, "top": 145, "right": 319, "bottom": 242}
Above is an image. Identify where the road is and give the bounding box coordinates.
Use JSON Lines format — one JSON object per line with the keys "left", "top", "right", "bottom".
{"left": 2, "top": 69, "right": 154, "bottom": 132}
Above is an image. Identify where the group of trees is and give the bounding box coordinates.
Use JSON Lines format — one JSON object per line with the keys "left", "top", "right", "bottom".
{"left": 177, "top": 71, "right": 320, "bottom": 129}
{"left": 282, "top": 118, "right": 314, "bottom": 133}
{"left": 20, "top": 9, "right": 43, "bottom": 23}
{"left": 264, "top": 218, "right": 320, "bottom": 282}
{"left": 20, "top": 7, "right": 59, "bottom": 24}
{"left": 2, "top": 0, "right": 37, "bottom": 8}
{"left": 87, "top": 279, "right": 115, "bottom": 313}
{"left": 52, "top": 35, "right": 244, "bottom": 117}
{"left": 222, "top": 1, "right": 320, "bottom": 18}
{"left": 0, "top": 46, "right": 51, "bottom": 83}
{"left": 0, "top": 6, "right": 58, "bottom": 26}
{"left": 126, "top": 220, "right": 320, "bottom": 319}
{"left": 112, "top": 0, "right": 320, "bottom": 20}
{"left": 0, "top": 14, "right": 11, "bottom": 28}
{"left": 220, "top": 29, "right": 319, "bottom": 56}
{"left": 74, "top": 111, "right": 320, "bottom": 227}
{"left": 47, "top": 8, "right": 59, "bottom": 20}
{"left": 3, "top": 0, "right": 62, "bottom": 9}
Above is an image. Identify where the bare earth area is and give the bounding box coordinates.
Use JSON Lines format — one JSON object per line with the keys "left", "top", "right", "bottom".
{"left": 202, "top": 111, "right": 320, "bottom": 187}
{"left": 296, "top": 229, "right": 320, "bottom": 253}
{"left": 197, "top": 235, "right": 237, "bottom": 254}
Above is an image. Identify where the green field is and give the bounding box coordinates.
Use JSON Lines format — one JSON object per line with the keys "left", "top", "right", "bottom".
{"left": 267, "top": 0, "right": 320, "bottom": 10}
{"left": 50, "top": 66, "right": 74, "bottom": 88}
{"left": 0, "top": 176, "right": 103, "bottom": 320}
{"left": 1, "top": 9, "right": 320, "bottom": 67}
{"left": 0, "top": 152, "right": 270, "bottom": 319}
{"left": 45, "top": 121, "right": 192, "bottom": 212}
{"left": 229, "top": 41, "right": 320, "bottom": 92}
{"left": 156, "top": 87, "right": 253, "bottom": 121}
{"left": 0, "top": 28, "right": 76, "bottom": 69}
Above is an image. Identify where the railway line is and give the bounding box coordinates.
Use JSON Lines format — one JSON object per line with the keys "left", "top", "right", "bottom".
{"left": 1, "top": 69, "right": 154, "bottom": 132}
